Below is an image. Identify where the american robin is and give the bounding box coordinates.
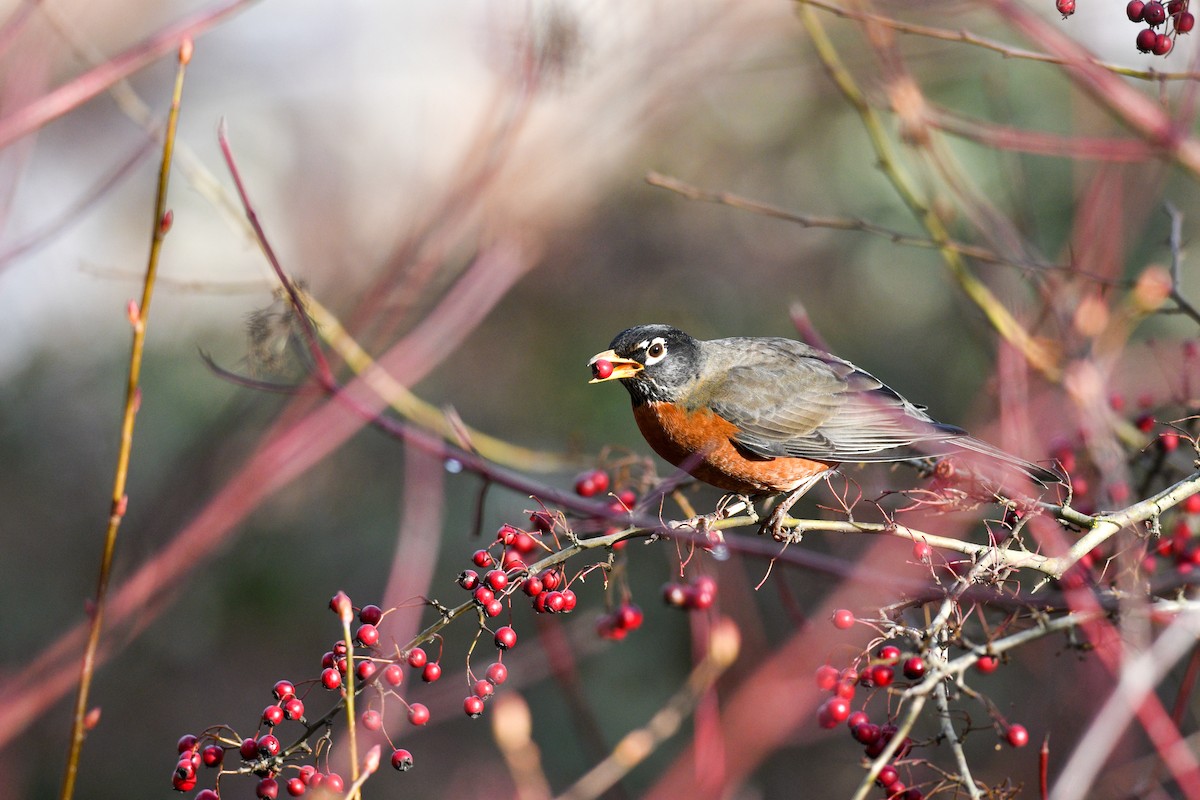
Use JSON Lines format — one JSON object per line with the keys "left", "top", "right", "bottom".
{"left": 588, "top": 324, "right": 1060, "bottom": 536}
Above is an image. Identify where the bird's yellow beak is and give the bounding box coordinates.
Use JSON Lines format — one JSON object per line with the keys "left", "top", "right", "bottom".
{"left": 588, "top": 349, "right": 643, "bottom": 383}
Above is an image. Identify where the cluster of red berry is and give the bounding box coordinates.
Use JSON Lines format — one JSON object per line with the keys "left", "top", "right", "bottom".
{"left": 1128, "top": 0, "right": 1193, "bottom": 55}
{"left": 815, "top": 624, "right": 1029, "bottom": 799}
{"left": 661, "top": 574, "right": 718, "bottom": 611}
{"left": 1048, "top": 387, "right": 1200, "bottom": 588}
{"left": 460, "top": 521, "right": 578, "bottom": 616}
{"left": 170, "top": 592, "right": 522, "bottom": 798}
{"left": 595, "top": 601, "right": 644, "bottom": 640}
{"left": 1057, "top": 0, "right": 1193, "bottom": 55}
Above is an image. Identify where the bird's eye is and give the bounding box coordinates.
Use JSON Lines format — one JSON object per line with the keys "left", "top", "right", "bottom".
{"left": 644, "top": 339, "right": 667, "bottom": 365}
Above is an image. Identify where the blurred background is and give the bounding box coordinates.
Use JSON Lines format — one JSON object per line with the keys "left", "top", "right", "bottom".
{"left": 2, "top": 0, "right": 1199, "bottom": 798}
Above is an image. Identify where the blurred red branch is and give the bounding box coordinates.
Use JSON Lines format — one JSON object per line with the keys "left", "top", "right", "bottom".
{"left": 0, "top": 0, "right": 254, "bottom": 150}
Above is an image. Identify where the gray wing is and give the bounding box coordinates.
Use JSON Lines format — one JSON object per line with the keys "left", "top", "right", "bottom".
{"left": 693, "top": 338, "right": 1060, "bottom": 483}
{"left": 692, "top": 338, "right": 970, "bottom": 463}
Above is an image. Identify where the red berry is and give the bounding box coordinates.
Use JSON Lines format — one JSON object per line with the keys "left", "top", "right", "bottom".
{"left": 473, "top": 586, "right": 495, "bottom": 606}
{"left": 1183, "top": 494, "right": 1200, "bottom": 514}
{"left": 522, "top": 576, "right": 544, "bottom": 596}
{"left": 530, "top": 510, "right": 555, "bottom": 532}
{"left": 177, "top": 734, "right": 199, "bottom": 753}
{"left": 495, "top": 626, "right": 518, "bottom": 649}
{"left": 361, "top": 709, "right": 382, "bottom": 730}
{"left": 832, "top": 609, "right": 855, "bottom": 629}
{"left": 853, "top": 722, "right": 881, "bottom": 745}
{"left": 662, "top": 583, "right": 688, "bottom": 607}
{"left": 171, "top": 773, "right": 197, "bottom": 793}
{"left": 257, "top": 733, "right": 281, "bottom": 757}
{"left": 272, "top": 680, "right": 295, "bottom": 701}
{"left": 473, "top": 678, "right": 496, "bottom": 698}
{"left": 912, "top": 540, "right": 932, "bottom": 561}
{"left": 876, "top": 764, "right": 899, "bottom": 788}
{"left": 298, "top": 766, "right": 317, "bottom": 785}
{"left": 174, "top": 759, "right": 197, "bottom": 782}
{"left": 815, "top": 664, "right": 839, "bottom": 691}
{"left": 1146, "top": 1, "right": 1168, "bottom": 24}
{"left": 902, "top": 657, "right": 926, "bottom": 680}
{"left": 355, "top": 624, "right": 380, "bottom": 647}
{"left": 422, "top": 662, "right": 442, "bottom": 683}
{"left": 878, "top": 645, "right": 901, "bottom": 664}
{"left": 1057, "top": 0, "right": 1075, "bottom": 16}
{"left": 198, "top": 791, "right": 221, "bottom": 800}
{"left": 321, "top": 651, "right": 335, "bottom": 669}
{"left": 1179, "top": 11, "right": 1196, "bottom": 30}
{"left": 356, "top": 659, "right": 377, "bottom": 682}
{"left": 485, "top": 569, "right": 509, "bottom": 592}
{"left": 543, "top": 591, "right": 566, "bottom": 613}
{"left": 286, "top": 777, "right": 306, "bottom": 796}
{"left": 1130, "top": 0, "right": 1148, "bottom": 21}
{"left": 407, "top": 648, "right": 428, "bottom": 668}
{"left": 464, "top": 695, "right": 485, "bottom": 718}
{"left": 257, "top": 777, "right": 279, "bottom": 799}
{"left": 575, "top": 469, "right": 611, "bottom": 497}
{"left": 496, "top": 524, "right": 520, "bottom": 545}
{"left": 485, "top": 599, "right": 504, "bottom": 617}
{"left": 560, "top": 589, "right": 578, "bottom": 611}
{"left": 1006, "top": 723, "right": 1030, "bottom": 747}
{"left": 391, "top": 748, "right": 414, "bottom": 772}
{"left": 1142, "top": 24, "right": 1161, "bottom": 50}
{"left": 816, "top": 697, "right": 851, "bottom": 728}
{"left": 240, "top": 737, "right": 258, "bottom": 759}
{"left": 283, "top": 697, "right": 305, "bottom": 721}
{"left": 201, "top": 744, "right": 224, "bottom": 767}
{"left": 458, "top": 570, "right": 480, "bottom": 590}
{"left": 592, "top": 359, "right": 614, "bottom": 380}
{"left": 323, "top": 774, "right": 344, "bottom": 794}
{"left": 472, "top": 549, "right": 494, "bottom": 569}
{"left": 615, "top": 603, "right": 644, "bottom": 630}
{"left": 871, "top": 665, "right": 895, "bottom": 687}
{"left": 846, "top": 710, "right": 869, "bottom": 730}
{"left": 359, "top": 604, "right": 383, "bottom": 626}
{"left": 486, "top": 662, "right": 509, "bottom": 685}
{"left": 1154, "top": 32, "right": 1174, "bottom": 53}
{"left": 333, "top": 641, "right": 348, "bottom": 656}
{"left": 263, "top": 705, "right": 285, "bottom": 726}
{"left": 383, "top": 663, "right": 404, "bottom": 687}
{"left": 540, "top": 569, "right": 562, "bottom": 591}
{"left": 512, "top": 532, "right": 538, "bottom": 554}
{"left": 407, "top": 703, "right": 430, "bottom": 726}
{"left": 321, "top": 667, "right": 342, "bottom": 690}
{"left": 975, "top": 654, "right": 999, "bottom": 674}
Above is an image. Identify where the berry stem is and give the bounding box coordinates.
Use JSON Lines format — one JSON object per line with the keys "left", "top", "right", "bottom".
{"left": 339, "top": 614, "right": 361, "bottom": 799}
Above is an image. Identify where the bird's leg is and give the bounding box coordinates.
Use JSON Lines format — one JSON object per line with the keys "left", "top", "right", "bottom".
{"left": 759, "top": 473, "right": 827, "bottom": 542}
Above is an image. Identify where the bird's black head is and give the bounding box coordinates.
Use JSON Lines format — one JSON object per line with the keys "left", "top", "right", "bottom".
{"left": 587, "top": 324, "right": 701, "bottom": 404}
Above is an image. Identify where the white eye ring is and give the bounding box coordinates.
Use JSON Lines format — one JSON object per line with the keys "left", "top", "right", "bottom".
{"left": 644, "top": 338, "right": 668, "bottom": 365}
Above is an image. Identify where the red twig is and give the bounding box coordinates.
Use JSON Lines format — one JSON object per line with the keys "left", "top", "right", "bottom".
{"left": 0, "top": 0, "right": 252, "bottom": 150}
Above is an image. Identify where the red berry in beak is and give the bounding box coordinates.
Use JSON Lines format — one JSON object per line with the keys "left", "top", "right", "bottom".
{"left": 592, "top": 359, "right": 614, "bottom": 380}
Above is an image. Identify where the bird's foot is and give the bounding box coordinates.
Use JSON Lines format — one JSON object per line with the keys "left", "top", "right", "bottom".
{"left": 758, "top": 501, "right": 800, "bottom": 543}
{"left": 756, "top": 485, "right": 815, "bottom": 542}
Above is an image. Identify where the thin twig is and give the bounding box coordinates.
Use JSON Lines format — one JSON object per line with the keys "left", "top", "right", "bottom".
{"left": 933, "top": 643, "right": 983, "bottom": 799}
{"left": 59, "top": 40, "right": 191, "bottom": 800}
{"left": 646, "top": 171, "right": 1064, "bottom": 273}
{"left": 795, "top": 1, "right": 1062, "bottom": 382}
{"left": 804, "top": 0, "right": 1200, "bottom": 82}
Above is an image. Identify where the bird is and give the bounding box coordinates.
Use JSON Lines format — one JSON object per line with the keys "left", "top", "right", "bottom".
{"left": 587, "top": 324, "right": 1061, "bottom": 538}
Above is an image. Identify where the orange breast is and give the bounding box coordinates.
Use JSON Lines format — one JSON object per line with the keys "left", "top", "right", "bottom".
{"left": 632, "top": 402, "right": 831, "bottom": 494}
